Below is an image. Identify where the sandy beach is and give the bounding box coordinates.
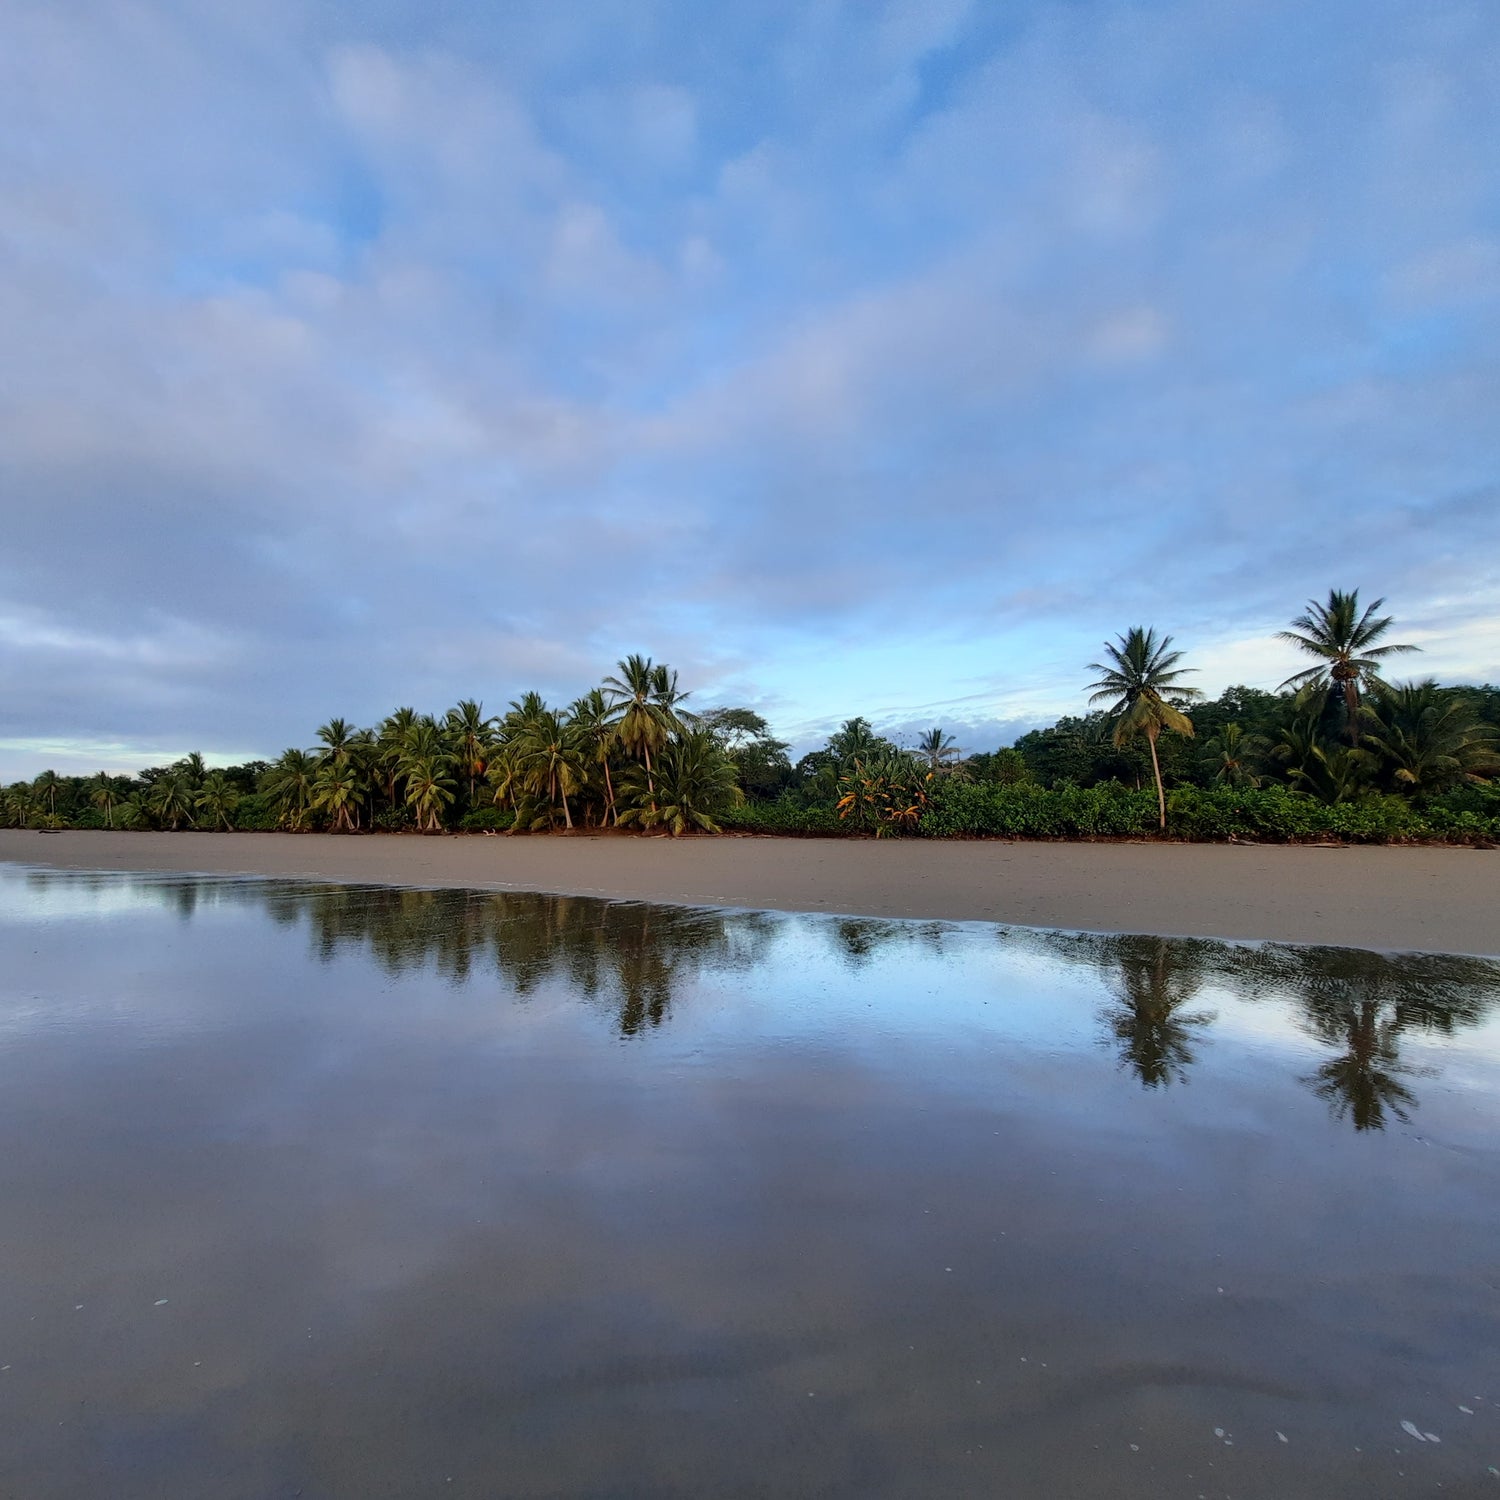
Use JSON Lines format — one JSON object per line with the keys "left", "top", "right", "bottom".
{"left": 3, "top": 828, "right": 1496, "bottom": 954}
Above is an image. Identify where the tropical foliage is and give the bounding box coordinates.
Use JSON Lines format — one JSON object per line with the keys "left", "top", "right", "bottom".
{"left": 5, "top": 592, "right": 1499, "bottom": 844}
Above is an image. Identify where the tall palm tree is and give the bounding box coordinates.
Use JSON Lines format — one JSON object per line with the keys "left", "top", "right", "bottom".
{"left": 87, "top": 772, "right": 119, "bottom": 828}
{"left": 196, "top": 770, "right": 240, "bottom": 831}
{"left": 1278, "top": 589, "right": 1418, "bottom": 745}
{"left": 569, "top": 689, "right": 623, "bottom": 826}
{"left": 445, "top": 700, "right": 495, "bottom": 806}
{"left": 264, "top": 748, "right": 318, "bottom": 831}
{"left": 148, "top": 771, "right": 196, "bottom": 831}
{"left": 377, "top": 707, "right": 420, "bottom": 812}
{"left": 317, "top": 717, "right": 358, "bottom": 765}
{"left": 917, "top": 727, "right": 959, "bottom": 772}
{"left": 403, "top": 755, "right": 455, "bottom": 832}
{"left": 312, "top": 760, "right": 363, "bottom": 833}
{"left": 603, "top": 655, "right": 677, "bottom": 804}
{"left": 1086, "top": 627, "right": 1202, "bottom": 830}
{"left": 176, "top": 751, "right": 207, "bottom": 787}
{"left": 828, "top": 717, "right": 881, "bottom": 764}
{"left": 513, "top": 708, "right": 587, "bottom": 830}
{"left": 33, "top": 768, "right": 62, "bottom": 820}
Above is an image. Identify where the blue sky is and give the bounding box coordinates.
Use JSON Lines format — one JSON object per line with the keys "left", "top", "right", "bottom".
{"left": 2, "top": 0, "right": 1498, "bottom": 775}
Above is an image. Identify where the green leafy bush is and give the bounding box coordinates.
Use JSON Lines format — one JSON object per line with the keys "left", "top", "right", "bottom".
{"left": 458, "top": 807, "right": 515, "bottom": 832}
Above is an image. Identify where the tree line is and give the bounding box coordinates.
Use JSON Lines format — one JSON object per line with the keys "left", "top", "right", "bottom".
{"left": 4, "top": 592, "right": 1498, "bottom": 841}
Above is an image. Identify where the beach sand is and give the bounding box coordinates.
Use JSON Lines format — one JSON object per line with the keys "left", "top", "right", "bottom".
{"left": 3, "top": 828, "right": 1496, "bottom": 954}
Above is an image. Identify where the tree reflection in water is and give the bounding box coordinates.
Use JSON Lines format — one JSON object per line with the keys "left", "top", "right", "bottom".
{"left": 1096, "top": 934, "right": 1217, "bottom": 1088}
{"left": 1003, "top": 925, "right": 1500, "bottom": 1128}
{"left": 19, "top": 869, "right": 1500, "bottom": 1120}
{"left": 261, "top": 881, "right": 778, "bottom": 1038}
{"left": 1240, "top": 945, "right": 1500, "bottom": 1132}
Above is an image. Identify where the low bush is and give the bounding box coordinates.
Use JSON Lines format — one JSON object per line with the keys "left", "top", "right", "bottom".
{"left": 458, "top": 807, "right": 515, "bottom": 833}
{"left": 719, "top": 797, "right": 846, "bottom": 836}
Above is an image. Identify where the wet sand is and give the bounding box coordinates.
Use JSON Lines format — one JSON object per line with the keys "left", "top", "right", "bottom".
{"left": 3, "top": 828, "right": 1496, "bottom": 953}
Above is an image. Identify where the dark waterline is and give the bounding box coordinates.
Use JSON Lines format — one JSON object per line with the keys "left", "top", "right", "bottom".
{"left": 1, "top": 866, "right": 1498, "bottom": 1498}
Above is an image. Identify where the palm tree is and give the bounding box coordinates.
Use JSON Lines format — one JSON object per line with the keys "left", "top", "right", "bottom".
{"left": 1359, "top": 681, "right": 1499, "bottom": 792}
{"left": 917, "top": 727, "right": 959, "bottom": 772}
{"left": 513, "top": 708, "right": 587, "bottom": 830}
{"left": 87, "top": 772, "right": 120, "bottom": 828}
{"left": 175, "top": 751, "right": 207, "bottom": 787}
{"left": 195, "top": 770, "right": 240, "bottom": 831}
{"left": 603, "top": 655, "right": 678, "bottom": 804}
{"left": 618, "top": 728, "right": 744, "bottom": 835}
{"left": 317, "top": 717, "right": 358, "bottom": 765}
{"left": 403, "top": 755, "right": 455, "bottom": 832}
{"left": 264, "top": 748, "right": 318, "bottom": 831}
{"left": 377, "top": 707, "right": 420, "bottom": 812}
{"left": 148, "top": 771, "right": 196, "bottom": 830}
{"left": 828, "top": 717, "right": 881, "bottom": 764}
{"left": 1200, "top": 723, "right": 1263, "bottom": 788}
{"left": 33, "top": 768, "right": 62, "bottom": 820}
{"left": 444, "top": 700, "right": 495, "bottom": 806}
{"left": 1086, "top": 627, "right": 1202, "bottom": 830}
{"left": 313, "top": 760, "right": 364, "bottom": 833}
{"left": 569, "top": 689, "right": 623, "bottom": 826}
{"left": 1278, "top": 589, "right": 1418, "bottom": 745}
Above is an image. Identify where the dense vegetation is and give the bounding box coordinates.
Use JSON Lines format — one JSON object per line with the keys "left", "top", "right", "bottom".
{"left": 5, "top": 593, "right": 1499, "bottom": 844}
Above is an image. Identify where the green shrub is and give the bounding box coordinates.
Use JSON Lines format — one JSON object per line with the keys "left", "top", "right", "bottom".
{"left": 918, "top": 780, "right": 1157, "bottom": 838}
{"left": 458, "top": 807, "right": 515, "bottom": 833}
{"left": 719, "top": 797, "right": 846, "bottom": 835}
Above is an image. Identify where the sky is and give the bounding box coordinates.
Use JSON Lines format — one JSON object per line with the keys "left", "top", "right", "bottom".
{"left": 2, "top": 0, "right": 1498, "bottom": 777}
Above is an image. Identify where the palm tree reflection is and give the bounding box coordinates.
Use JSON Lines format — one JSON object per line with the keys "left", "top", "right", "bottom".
{"left": 1098, "top": 935, "right": 1216, "bottom": 1088}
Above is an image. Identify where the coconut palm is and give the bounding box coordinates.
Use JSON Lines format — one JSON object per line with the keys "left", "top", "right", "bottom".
{"left": 148, "top": 771, "right": 196, "bottom": 830}
{"left": 444, "top": 700, "right": 495, "bottom": 806}
{"left": 1359, "top": 681, "right": 1499, "bottom": 792}
{"left": 618, "top": 727, "right": 743, "bottom": 835}
{"left": 316, "top": 717, "right": 359, "bottom": 765}
{"left": 1200, "top": 723, "right": 1264, "bottom": 788}
{"left": 1086, "top": 627, "right": 1202, "bottom": 830}
{"left": 377, "top": 707, "right": 420, "bottom": 812}
{"left": 264, "top": 748, "right": 318, "bottom": 831}
{"left": 569, "top": 689, "right": 623, "bottom": 826}
{"left": 313, "top": 759, "right": 364, "bottom": 833}
{"left": 87, "top": 772, "right": 121, "bottom": 828}
{"left": 175, "top": 751, "right": 207, "bottom": 787}
{"left": 917, "top": 727, "right": 959, "bottom": 772}
{"left": 603, "top": 655, "right": 678, "bottom": 803}
{"left": 2, "top": 784, "right": 37, "bottom": 828}
{"left": 512, "top": 708, "right": 587, "bottom": 830}
{"left": 1278, "top": 589, "right": 1418, "bottom": 745}
{"left": 32, "top": 768, "right": 62, "bottom": 820}
{"left": 195, "top": 770, "right": 240, "bottom": 831}
{"left": 828, "top": 717, "right": 882, "bottom": 764}
{"left": 403, "top": 755, "right": 455, "bottom": 832}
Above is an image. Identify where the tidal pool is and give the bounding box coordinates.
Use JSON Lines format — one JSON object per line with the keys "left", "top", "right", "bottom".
{"left": 1, "top": 864, "right": 1498, "bottom": 1498}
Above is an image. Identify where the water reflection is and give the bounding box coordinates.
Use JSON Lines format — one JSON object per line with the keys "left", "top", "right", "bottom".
{"left": 1095, "top": 935, "right": 1217, "bottom": 1088}
{"left": 15, "top": 867, "right": 1500, "bottom": 1126}
{"left": 5, "top": 865, "right": 1500, "bottom": 1499}
{"left": 1002, "top": 925, "right": 1500, "bottom": 1128}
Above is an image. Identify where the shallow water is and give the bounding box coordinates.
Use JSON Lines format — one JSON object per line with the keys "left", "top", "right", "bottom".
{"left": 1, "top": 865, "right": 1498, "bottom": 1498}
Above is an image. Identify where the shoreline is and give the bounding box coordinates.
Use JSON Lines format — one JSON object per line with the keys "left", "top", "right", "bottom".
{"left": 3, "top": 828, "right": 1497, "bottom": 956}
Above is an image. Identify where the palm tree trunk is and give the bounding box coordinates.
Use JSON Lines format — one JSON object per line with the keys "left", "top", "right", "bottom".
{"left": 1147, "top": 728, "right": 1166, "bottom": 831}
{"left": 604, "top": 760, "right": 616, "bottom": 826}
{"left": 1345, "top": 677, "right": 1361, "bottom": 746}
{"left": 644, "top": 742, "right": 656, "bottom": 811}
{"left": 561, "top": 787, "right": 573, "bottom": 830}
